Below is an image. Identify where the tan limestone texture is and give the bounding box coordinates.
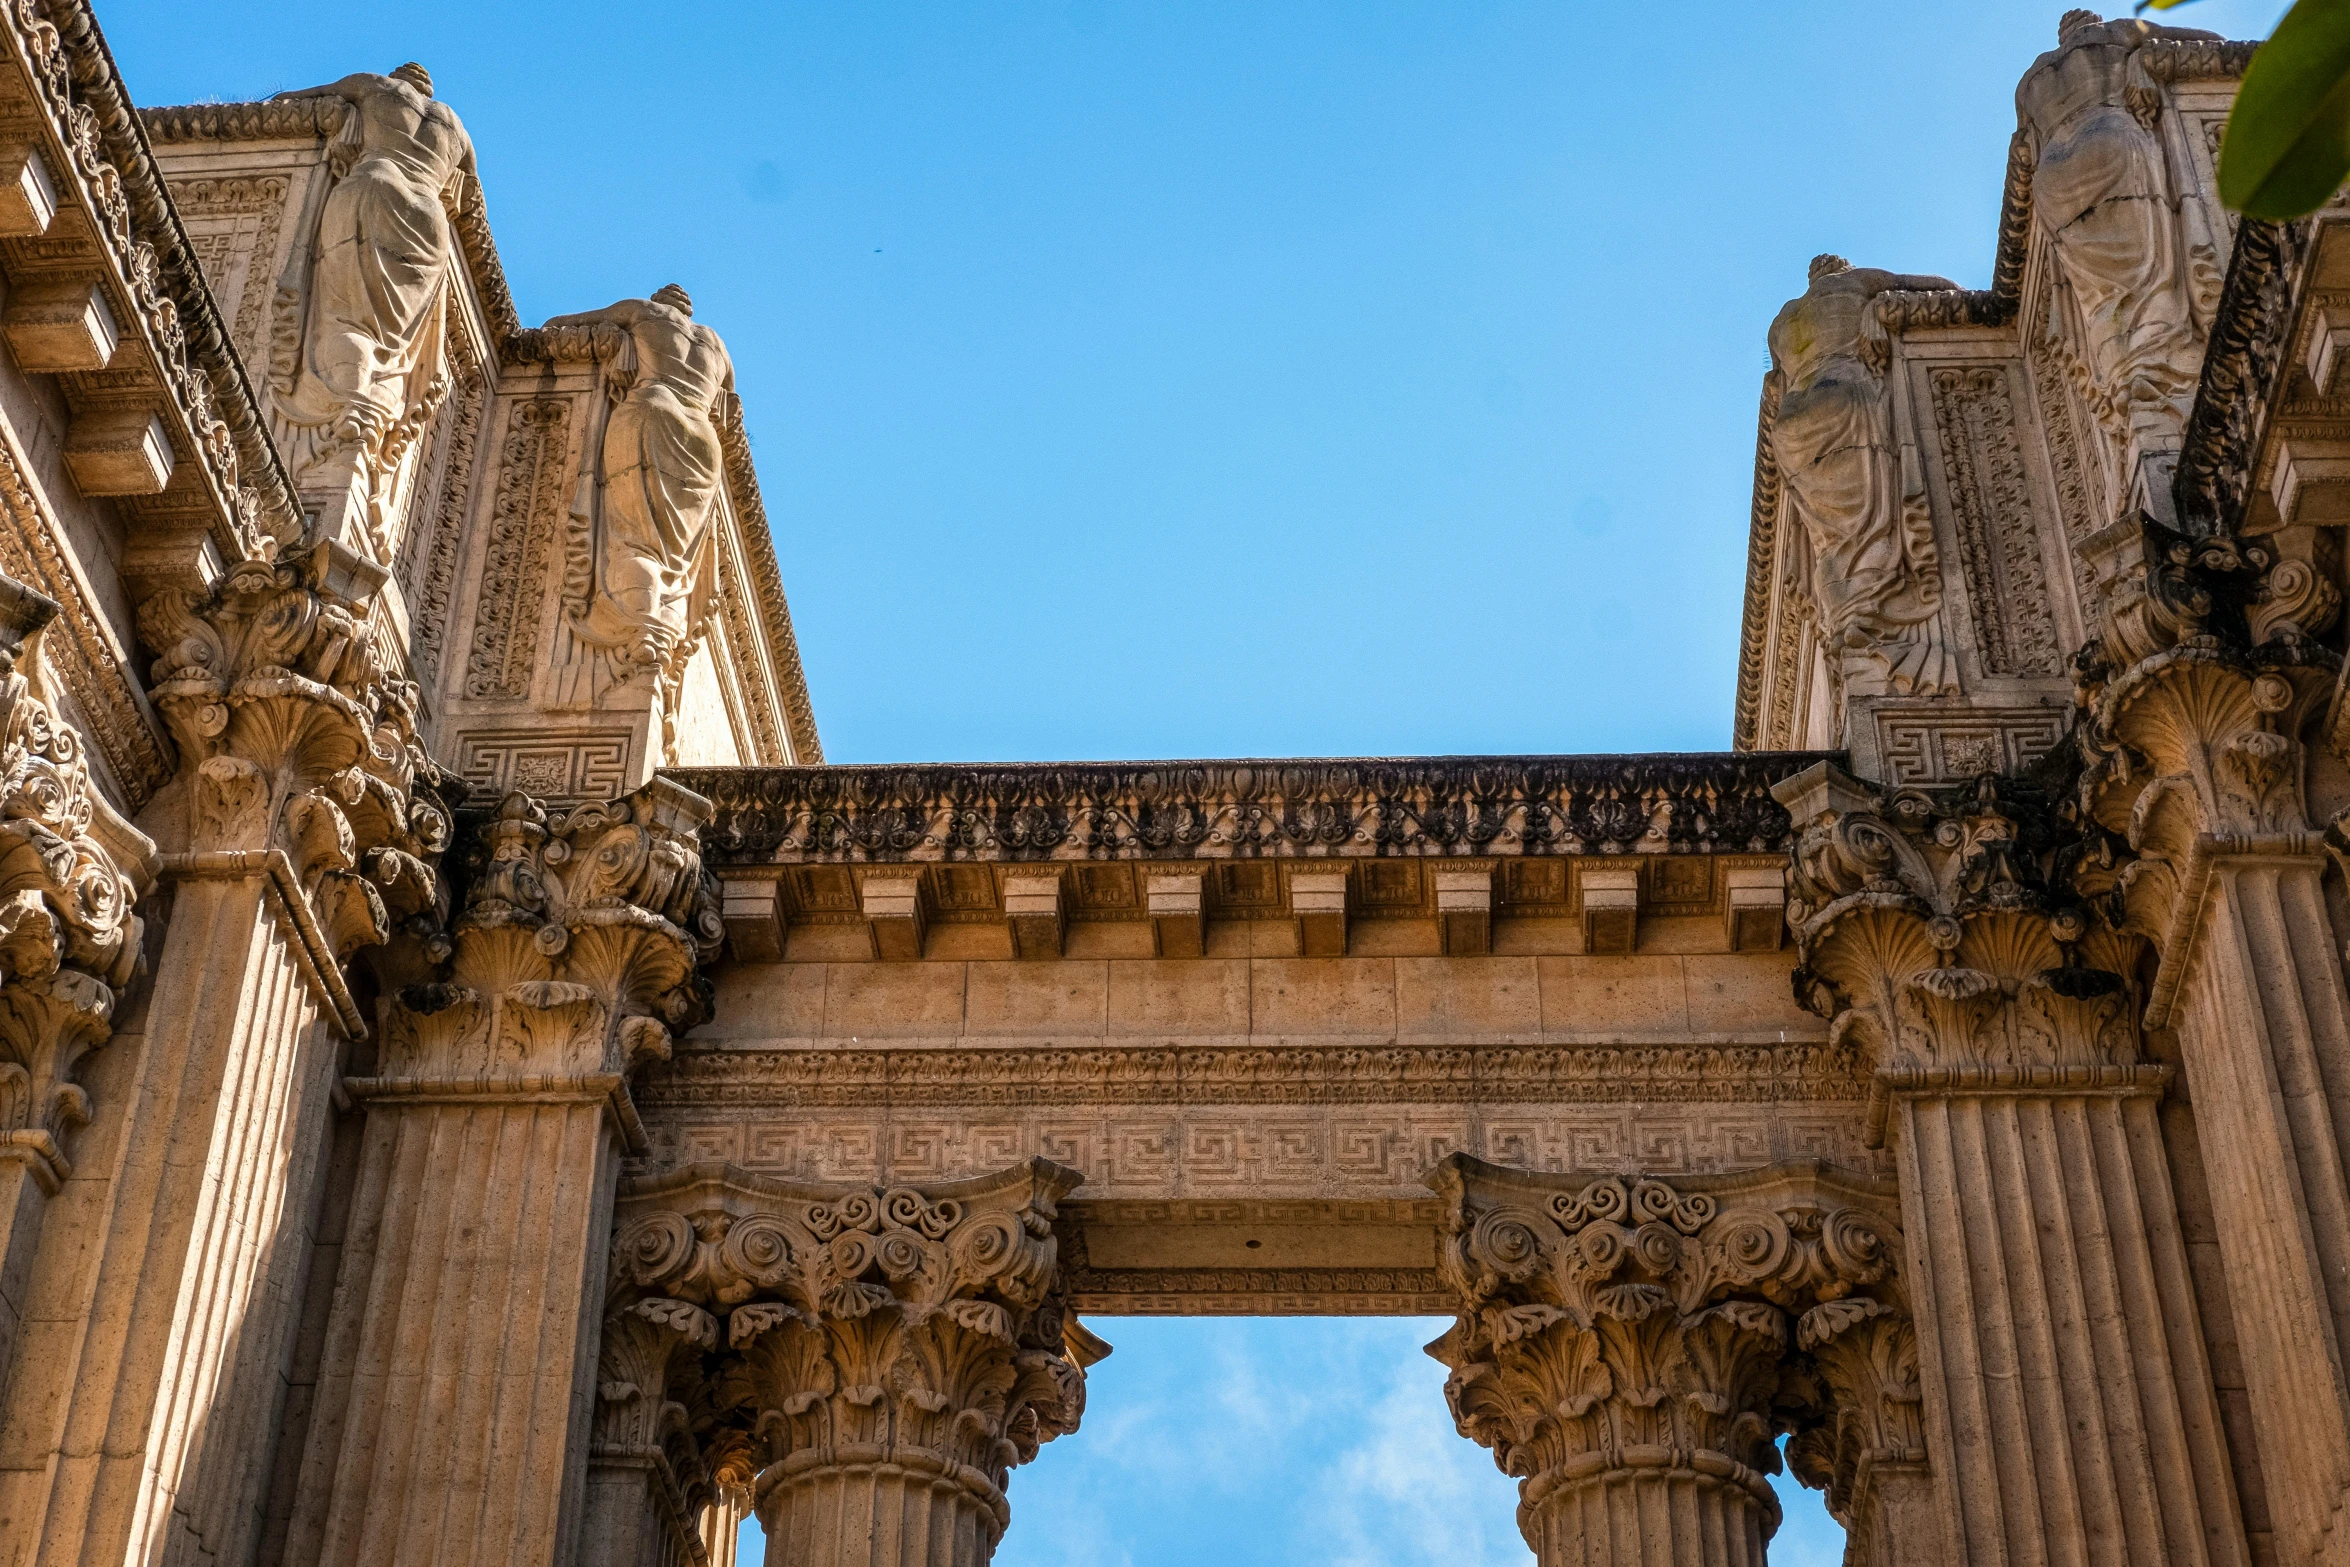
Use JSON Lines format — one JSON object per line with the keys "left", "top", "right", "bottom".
{"left": 0, "top": 7, "right": 2331, "bottom": 1567}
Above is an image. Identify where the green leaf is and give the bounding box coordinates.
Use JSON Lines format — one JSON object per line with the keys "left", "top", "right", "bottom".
{"left": 2221, "top": 0, "right": 2350, "bottom": 220}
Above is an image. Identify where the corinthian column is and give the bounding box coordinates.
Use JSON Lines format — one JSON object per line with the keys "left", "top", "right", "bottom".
{"left": 0, "top": 545, "right": 445, "bottom": 1567}
{"left": 280, "top": 778, "right": 724, "bottom": 1567}
{"left": 604, "top": 1159, "right": 1098, "bottom": 1567}
{"left": 1425, "top": 1156, "right": 1918, "bottom": 1567}
{"left": 1781, "top": 759, "right": 2248, "bottom": 1567}
{"left": 2069, "top": 525, "right": 2350, "bottom": 1563}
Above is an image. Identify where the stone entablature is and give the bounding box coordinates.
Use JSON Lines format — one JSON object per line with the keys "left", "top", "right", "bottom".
{"left": 673, "top": 754, "right": 1827, "bottom": 963}
{"left": 2, "top": 7, "right": 2348, "bottom": 1567}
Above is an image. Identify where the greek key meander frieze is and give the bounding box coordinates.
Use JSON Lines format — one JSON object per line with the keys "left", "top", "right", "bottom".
{"left": 456, "top": 727, "right": 633, "bottom": 805}
{"left": 1874, "top": 705, "right": 2068, "bottom": 784}
{"left": 165, "top": 174, "right": 288, "bottom": 368}
{"left": 645, "top": 1105, "right": 1877, "bottom": 1202}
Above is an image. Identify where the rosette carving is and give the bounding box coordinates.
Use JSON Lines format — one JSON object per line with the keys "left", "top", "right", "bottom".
{"left": 1425, "top": 1157, "right": 1914, "bottom": 1565}
{"left": 385, "top": 776, "right": 723, "bottom": 1081}
{"left": 606, "top": 1159, "right": 1102, "bottom": 1562}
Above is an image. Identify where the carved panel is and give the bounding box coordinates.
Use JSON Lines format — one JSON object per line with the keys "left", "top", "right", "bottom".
{"left": 1927, "top": 365, "right": 2063, "bottom": 677}
{"left": 165, "top": 174, "right": 289, "bottom": 368}
{"left": 463, "top": 398, "right": 569, "bottom": 699}
{"left": 2026, "top": 297, "right": 2106, "bottom": 618}
{"left": 456, "top": 727, "right": 631, "bottom": 804}
{"left": 396, "top": 319, "right": 484, "bottom": 693}
{"left": 1876, "top": 706, "right": 2070, "bottom": 784}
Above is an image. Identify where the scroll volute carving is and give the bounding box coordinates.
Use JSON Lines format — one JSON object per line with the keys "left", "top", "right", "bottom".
{"left": 1426, "top": 1157, "right": 1918, "bottom": 1549}
{"left": 2070, "top": 520, "right": 2341, "bottom": 944}
{"left": 608, "top": 1159, "right": 1099, "bottom": 1543}
{"left": 134, "top": 541, "right": 450, "bottom": 962}
{"left": 1780, "top": 764, "right": 2142, "bottom": 1085}
{"left": 387, "top": 777, "right": 722, "bottom": 1079}
{"left": 0, "top": 573, "right": 149, "bottom": 1185}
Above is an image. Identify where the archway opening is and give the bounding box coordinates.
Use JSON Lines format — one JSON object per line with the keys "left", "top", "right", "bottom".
{"left": 730, "top": 1317, "right": 1850, "bottom": 1564}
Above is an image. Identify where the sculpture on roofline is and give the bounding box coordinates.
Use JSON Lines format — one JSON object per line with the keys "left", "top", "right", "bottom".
{"left": 2017, "top": 9, "right": 2223, "bottom": 434}
{"left": 543, "top": 284, "right": 737, "bottom": 707}
{"left": 1766, "top": 254, "right": 1960, "bottom": 700}
{"left": 269, "top": 62, "right": 476, "bottom": 550}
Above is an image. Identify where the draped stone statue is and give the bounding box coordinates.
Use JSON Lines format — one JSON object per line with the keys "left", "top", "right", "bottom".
{"left": 269, "top": 63, "right": 474, "bottom": 549}
{"left": 2017, "top": 10, "right": 2221, "bottom": 432}
{"left": 544, "top": 285, "right": 736, "bottom": 706}
{"left": 1767, "top": 255, "right": 1960, "bottom": 698}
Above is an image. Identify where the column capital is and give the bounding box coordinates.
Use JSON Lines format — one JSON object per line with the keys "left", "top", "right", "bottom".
{"left": 1780, "top": 765, "right": 2150, "bottom": 1112}
{"left": 1425, "top": 1156, "right": 1916, "bottom": 1557}
{"left": 369, "top": 779, "right": 725, "bottom": 1116}
{"left": 134, "top": 541, "right": 453, "bottom": 1017}
{"left": 608, "top": 1158, "right": 1099, "bottom": 1559}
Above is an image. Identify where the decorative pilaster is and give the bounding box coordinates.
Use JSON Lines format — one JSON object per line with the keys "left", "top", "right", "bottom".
{"left": 1425, "top": 1157, "right": 1918, "bottom": 1567}
{"left": 0, "top": 573, "right": 146, "bottom": 1432}
{"left": 606, "top": 1159, "right": 1099, "bottom": 1567}
{"left": 0, "top": 544, "right": 443, "bottom": 1567}
{"left": 282, "top": 777, "right": 723, "bottom": 1567}
{"left": 1782, "top": 757, "right": 2250, "bottom": 1567}
{"left": 2068, "top": 520, "right": 2350, "bottom": 1563}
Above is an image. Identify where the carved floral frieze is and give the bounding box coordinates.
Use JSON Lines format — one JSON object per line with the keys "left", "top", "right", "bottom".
{"left": 672, "top": 754, "right": 1831, "bottom": 867}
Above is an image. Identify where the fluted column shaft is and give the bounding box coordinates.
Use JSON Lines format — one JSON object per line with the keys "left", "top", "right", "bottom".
{"left": 1516, "top": 1467, "right": 1769, "bottom": 1567}
{"left": 1889, "top": 1075, "right": 2246, "bottom": 1567}
{"left": 280, "top": 782, "right": 724, "bottom": 1567}
{"left": 289, "top": 1087, "right": 622, "bottom": 1567}
{"left": 2160, "top": 849, "right": 2350, "bottom": 1560}
{"left": 758, "top": 1459, "right": 1004, "bottom": 1567}
{"left": 0, "top": 867, "right": 335, "bottom": 1567}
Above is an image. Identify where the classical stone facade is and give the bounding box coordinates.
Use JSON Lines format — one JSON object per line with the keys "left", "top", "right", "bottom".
{"left": 0, "top": 5, "right": 2335, "bottom": 1566}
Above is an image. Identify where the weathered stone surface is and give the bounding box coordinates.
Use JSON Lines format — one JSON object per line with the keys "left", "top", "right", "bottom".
{"left": 0, "top": 8, "right": 2324, "bottom": 1567}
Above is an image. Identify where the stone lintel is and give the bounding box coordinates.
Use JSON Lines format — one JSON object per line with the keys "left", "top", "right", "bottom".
{"left": 860, "top": 867, "right": 927, "bottom": 961}
{"left": 1288, "top": 868, "right": 1347, "bottom": 958}
{"left": 1723, "top": 864, "right": 1786, "bottom": 952}
{"left": 1433, "top": 865, "right": 1494, "bottom": 956}
{"left": 63, "top": 408, "right": 173, "bottom": 496}
{"left": 717, "top": 867, "right": 790, "bottom": 962}
{"left": 1146, "top": 871, "right": 1205, "bottom": 958}
{"left": 1001, "top": 866, "right": 1065, "bottom": 959}
{"left": 2308, "top": 296, "right": 2350, "bottom": 395}
{"left": 2268, "top": 435, "right": 2350, "bottom": 528}
{"left": 0, "top": 142, "right": 56, "bottom": 237}
{"left": 2, "top": 275, "right": 117, "bottom": 372}
{"left": 1580, "top": 864, "right": 1640, "bottom": 955}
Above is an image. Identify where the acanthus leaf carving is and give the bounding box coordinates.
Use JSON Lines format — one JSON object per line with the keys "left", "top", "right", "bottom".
{"left": 1426, "top": 1157, "right": 1913, "bottom": 1558}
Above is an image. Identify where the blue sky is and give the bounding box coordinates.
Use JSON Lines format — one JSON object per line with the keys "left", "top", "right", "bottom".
{"left": 104, "top": 0, "right": 2287, "bottom": 1560}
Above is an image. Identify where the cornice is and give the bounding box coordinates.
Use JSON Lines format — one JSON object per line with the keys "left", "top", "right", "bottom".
{"left": 667, "top": 751, "right": 1838, "bottom": 866}
{"left": 26, "top": 1, "right": 302, "bottom": 544}
{"left": 2174, "top": 216, "right": 2310, "bottom": 534}
{"left": 1732, "top": 378, "right": 1781, "bottom": 752}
